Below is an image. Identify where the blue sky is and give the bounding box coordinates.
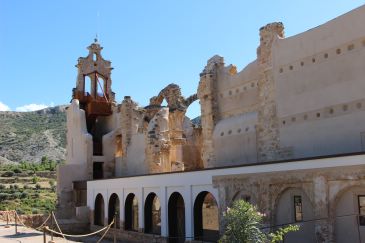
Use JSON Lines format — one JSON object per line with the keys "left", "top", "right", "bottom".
{"left": 0, "top": 0, "right": 364, "bottom": 118}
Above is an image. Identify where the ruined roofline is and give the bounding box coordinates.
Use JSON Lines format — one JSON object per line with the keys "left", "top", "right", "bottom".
{"left": 85, "top": 150, "right": 365, "bottom": 181}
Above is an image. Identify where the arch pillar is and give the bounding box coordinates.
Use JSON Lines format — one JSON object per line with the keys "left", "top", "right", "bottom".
{"left": 313, "top": 176, "right": 332, "bottom": 242}
{"left": 160, "top": 186, "right": 168, "bottom": 237}
{"left": 137, "top": 188, "right": 144, "bottom": 232}
{"left": 184, "top": 185, "right": 193, "bottom": 240}
{"left": 104, "top": 191, "right": 109, "bottom": 226}
{"left": 119, "top": 191, "right": 125, "bottom": 229}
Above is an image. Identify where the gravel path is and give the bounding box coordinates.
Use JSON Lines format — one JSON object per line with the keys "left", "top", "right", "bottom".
{"left": 0, "top": 221, "right": 113, "bottom": 243}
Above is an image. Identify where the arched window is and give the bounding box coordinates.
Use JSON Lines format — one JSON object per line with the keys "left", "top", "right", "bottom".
{"left": 194, "top": 191, "right": 219, "bottom": 242}
{"left": 96, "top": 75, "right": 106, "bottom": 98}
{"left": 125, "top": 193, "right": 138, "bottom": 231}
{"left": 108, "top": 193, "right": 120, "bottom": 228}
{"left": 94, "top": 193, "right": 105, "bottom": 226}
{"left": 168, "top": 192, "right": 185, "bottom": 243}
{"left": 144, "top": 193, "right": 161, "bottom": 234}
{"left": 84, "top": 75, "right": 92, "bottom": 96}
{"left": 275, "top": 188, "right": 315, "bottom": 243}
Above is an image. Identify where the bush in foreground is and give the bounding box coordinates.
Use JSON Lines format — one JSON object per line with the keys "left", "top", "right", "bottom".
{"left": 219, "top": 200, "right": 299, "bottom": 243}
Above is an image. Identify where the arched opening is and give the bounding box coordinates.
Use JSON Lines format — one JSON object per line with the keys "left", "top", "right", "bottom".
{"left": 275, "top": 188, "right": 315, "bottom": 243}
{"left": 96, "top": 75, "right": 106, "bottom": 98}
{"left": 335, "top": 186, "right": 365, "bottom": 242}
{"left": 94, "top": 193, "right": 105, "bottom": 226}
{"left": 144, "top": 193, "right": 161, "bottom": 234}
{"left": 182, "top": 99, "right": 203, "bottom": 170}
{"left": 194, "top": 191, "right": 219, "bottom": 242}
{"left": 84, "top": 75, "right": 92, "bottom": 96}
{"left": 231, "top": 190, "right": 252, "bottom": 206}
{"left": 125, "top": 193, "right": 139, "bottom": 231}
{"left": 108, "top": 193, "right": 120, "bottom": 228}
{"left": 185, "top": 99, "right": 200, "bottom": 121}
{"left": 168, "top": 192, "right": 185, "bottom": 243}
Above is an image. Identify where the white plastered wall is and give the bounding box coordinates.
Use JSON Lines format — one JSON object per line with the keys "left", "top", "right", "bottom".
{"left": 213, "top": 112, "right": 258, "bottom": 166}
{"left": 272, "top": 5, "right": 365, "bottom": 159}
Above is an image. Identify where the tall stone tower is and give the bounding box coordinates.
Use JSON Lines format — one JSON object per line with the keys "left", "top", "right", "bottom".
{"left": 197, "top": 55, "right": 224, "bottom": 167}
{"left": 256, "top": 22, "right": 284, "bottom": 162}
{"left": 57, "top": 40, "right": 117, "bottom": 220}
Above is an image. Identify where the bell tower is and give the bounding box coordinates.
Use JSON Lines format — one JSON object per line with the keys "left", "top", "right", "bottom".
{"left": 72, "top": 39, "right": 115, "bottom": 156}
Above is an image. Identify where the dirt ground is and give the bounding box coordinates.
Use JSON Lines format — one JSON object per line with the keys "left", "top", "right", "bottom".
{"left": 0, "top": 221, "right": 113, "bottom": 243}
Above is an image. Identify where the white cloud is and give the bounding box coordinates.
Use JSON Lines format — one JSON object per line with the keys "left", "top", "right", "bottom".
{"left": 15, "top": 103, "right": 49, "bottom": 112}
{"left": 0, "top": 102, "right": 10, "bottom": 111}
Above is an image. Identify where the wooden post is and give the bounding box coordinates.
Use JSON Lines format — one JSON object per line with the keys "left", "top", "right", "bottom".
{"left": 51, "top": 212, "right": 54, "bottom": 241}
{"left": 48, "top": 212, "right": 55, "bottom": 243}
{"left": 114, "top": 213, "right": 117, "bottom": 243}
{"left": 15, "top": 211, "right": 17, "bottom": 234}
{"left": 5, "top": 211, "right": 10, "bottom": 228}
{"left": 43, "top": 227, "right": 47, "bottom": 243}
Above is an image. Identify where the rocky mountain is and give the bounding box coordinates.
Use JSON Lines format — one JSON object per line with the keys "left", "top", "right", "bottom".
{"left": 0, "top": 106, "right": 67, "bottom": 164}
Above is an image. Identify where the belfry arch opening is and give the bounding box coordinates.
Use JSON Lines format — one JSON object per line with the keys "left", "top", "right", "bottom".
{"left": 125, "top": 193, "right": 139, "bottom": 231}
{"left": 94, "top": 193, "right": 105, "bottom": 226}
{"left": 96, "top": 75, "right": 107, "bottom": 99}
{"left": 144, "top": 193, "right": 161, "bottom": 234}
{"left": 168, "top": 192, "right": 185, "bottom": 243}
{"left": 84, "top": 75, "right": 92, "bottom": 96}
{"left": 108, "top": 193, "right": 120, "bottom": 228}
{"left": 193, "top": 191, "right": 219, "bottom": 242}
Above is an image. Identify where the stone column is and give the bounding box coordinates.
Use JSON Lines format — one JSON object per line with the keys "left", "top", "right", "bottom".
{"left": 160, "top": 186, "right": 168, "bottom": 237}
{"left": 184, "top": 185, "right": 193, "bottom": 241}
{"left": 197, "top": 55, "right": 223, "bottom": 168}
{"left": 256, "top": 23, "right": 284, "bottom": 162}
{"left": 137, "top": 187, "right": 144, "bottom": 232}
{"left": 169, "top": 110, "right": 186, "bottom": 171}
{"left": 313, "top": 176, "right": 332, "bottom": 242}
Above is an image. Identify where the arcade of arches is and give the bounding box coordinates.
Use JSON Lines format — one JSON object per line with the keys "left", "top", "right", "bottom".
{"left": 93, "top": 191, "right": 219, "bottom": 242}
{"left": 90, "top": 155, "right": 365, "bottom": 243}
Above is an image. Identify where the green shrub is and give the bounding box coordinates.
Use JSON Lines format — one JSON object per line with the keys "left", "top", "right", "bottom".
{"left": 13, "top": 168, "right": 22, "bottom": 173}
{"left": 219, "top": 200, "right": 299, "bottom": 243}
{"left": 32, "top": 208, "right": 39, "bottom": 214}
{"left": 35, "top": 183, "right": 41, "bottom": 190}
{"left": 0, "top": 193, "right": 10, "bottom": 201}
{"left": 0, "top": 184, "right": 5, "bottom": 190}
{"left": 49, "top": 180, "right": 55, "bottom": 187}
{"left": 32, "top": 176, "right": 39, "bottom": 184}
{"left": 2, "top": 171, "right": 14, "bottom": 177}
{"left": 20, "top": 192, "right": 28, "bottom": 199}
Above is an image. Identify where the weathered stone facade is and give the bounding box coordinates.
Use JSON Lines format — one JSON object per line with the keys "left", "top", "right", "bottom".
{"left": 58, "top": 4, "right": 365, "bottom": 243}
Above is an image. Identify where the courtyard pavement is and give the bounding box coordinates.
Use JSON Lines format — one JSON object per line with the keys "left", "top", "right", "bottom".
{"left": 0, "top": 221, "right": 113, "bottom": 243}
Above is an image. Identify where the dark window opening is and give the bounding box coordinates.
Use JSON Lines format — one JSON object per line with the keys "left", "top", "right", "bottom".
{"left": 108, "top": 193, "right": 120, "bottom": 228}
{"left": 294, "top": 195, "right": 303, "bottom": 222}
{"left": 194, "top": 191, "right": 219, "bottom": 242}
{"left": 168, "top": 192, "right": 185, "bottom": 243}
{"left": 144, "top": 193, "right": 161, "bottom": 235}
{"left": 358, "top": 195, "right": 365, "bottom": 226}
{"left": 125, "top": 193, "right": 139, "bottom": 231}
{"left": 93, "top": 162, "right": 103, "bottom": 179}
{"left": 94, "top": 194, "right": 104, "bottom": 226}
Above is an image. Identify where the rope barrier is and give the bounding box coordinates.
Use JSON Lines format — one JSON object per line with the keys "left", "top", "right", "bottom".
{"left": 14, "top": 210, "right": 51, "bottom": 231}
{"left": 51, "top": 211, "right": 66, "bottom": 240}
{"left": 45, "top": 219, "right": 115, "bottom": 238}
{"left": 96, "top": 219, "right": 114, "bottom": 243}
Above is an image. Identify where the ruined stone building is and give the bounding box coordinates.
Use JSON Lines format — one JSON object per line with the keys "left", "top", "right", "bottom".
{"left": 57, "top": 5, "right": 365, "bottom": 243}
